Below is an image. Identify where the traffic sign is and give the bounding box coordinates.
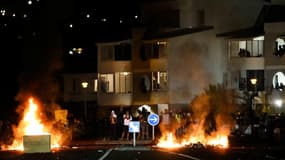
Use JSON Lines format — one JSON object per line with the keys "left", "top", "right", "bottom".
{"left": 147, "top": 113, "right": 160, "bottom": 126}
{"left": 128, "top": 121, "right": 140, "bottom": 133}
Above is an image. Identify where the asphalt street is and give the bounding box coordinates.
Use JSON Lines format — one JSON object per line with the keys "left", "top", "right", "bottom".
{"left": 1, "top": 141, "right": 285, "bottom": 160}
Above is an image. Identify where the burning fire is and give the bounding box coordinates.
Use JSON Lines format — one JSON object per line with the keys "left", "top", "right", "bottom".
{"left": 157, "top": 120, "right": 230, "bottom": 149}
{"left": 157, "top": 86, "right": 236, "bottom": 149}
{"left": 157, "top": 132, "right": 229, "bottom": 149}
{"left": 2, "top": 97, "right": 66, "bottom": 151}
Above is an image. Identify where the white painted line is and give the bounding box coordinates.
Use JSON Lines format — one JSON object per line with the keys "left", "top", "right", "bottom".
{"left": 157, "top": 149, "right": 200, "bottom": 160}
{"left": 98, "top": 149, "right": 113, "bottom": 160}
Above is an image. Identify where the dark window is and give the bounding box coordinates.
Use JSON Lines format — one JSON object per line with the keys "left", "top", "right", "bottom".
{"left": 140, "top": 43, "right": 162, "bottom": 60}
{"left": 239, "top": 78, "right": 246, "bottom": 90}
{"left": 198, "top": 10, "right": 205, "bottom": 26}
{"left": 152, "top": 44, "right": 159, "bottom": 58}
{"left": 114, "top": 44, "right": 131, "bottom": 60}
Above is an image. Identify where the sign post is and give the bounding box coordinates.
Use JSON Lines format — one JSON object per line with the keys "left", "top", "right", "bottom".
{"left": 147, "top": 113, "right": 160, "bottom": 140}
{"left": 128, "top": 121, "right": 140, "bottom": 147}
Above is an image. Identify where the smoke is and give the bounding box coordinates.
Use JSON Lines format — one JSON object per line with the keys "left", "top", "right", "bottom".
{"left": 15, "top": 0, "right": 76, "bottom": 111}
{"left": 189, "top": 84, "right": 237, "bottom": 136}
{"left": 168, "top": 30, "right": 225, "bottom": 104}
{"left": 157, "top": 84, "right": 237, "bottom": 147}
{"left": 158, "top": 34, "right": 235, "bottom": 145}
{"left": 7, "top": 0, "right": 75, "bottom": 147}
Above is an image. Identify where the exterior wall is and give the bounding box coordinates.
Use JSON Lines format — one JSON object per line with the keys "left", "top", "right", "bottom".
{"left": 96, "top": 29, "right": 170, "bottom": 108}
{"left": 263, "top": 22, "right": 285, "bottom": 113}
{"left": 64, "top": 0, "right": 285, "bottom": 114}
{"left": 63, "top": 73, "right": 97, "bottom": 102}
{"left": 98, "top": 93, "right": 132, "bottom": 106}
{"left": 131, "top": 29, "right": 169, "bottom": 106}
{"left": 97, "top": 40, "right": 132, "bottom": 73}
{"left": 224, "top": 22, "right": 285, "bottom": 114}
{"left": 230, "top": 57, "right": 265, "bottom": 70}
{"left": 264, "top": 22, "right": 285, "bottom": 67}
{"left": 97, "top": 41, "right": 133, "bottom": 107}
{"left": 167, "top": 29, "right": 226, "bottom": 104}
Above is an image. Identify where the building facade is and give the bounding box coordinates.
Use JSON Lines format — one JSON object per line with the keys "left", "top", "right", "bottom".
{"left": 62, "top": 1, "right": 285, "bottom": 120}
{"left": 218, "top": 4, "right": 285, "bottom": 115}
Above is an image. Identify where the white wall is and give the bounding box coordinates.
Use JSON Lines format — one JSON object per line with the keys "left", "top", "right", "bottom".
{"left": 167, "top": 29, "right": 225, "bottom": 104}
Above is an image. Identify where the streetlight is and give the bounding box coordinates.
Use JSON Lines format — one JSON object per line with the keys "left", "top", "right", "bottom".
{"left": 249, "top": 78, "right": 258, "bottom": 111}
{"left": 250, "top": 78, "right": 257, "bottom": 86}
{"left": 81, "top": 81, "right": 88, "bottom": 120}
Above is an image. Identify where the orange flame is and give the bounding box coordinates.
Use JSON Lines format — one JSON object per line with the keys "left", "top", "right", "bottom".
{"left": 23, "top": 98, "right": 48, "bottom": 135}
{"left": 157, "top": 120, "right": 230, "bottom": 149}
{"left": 2, "top": 97, "right": 65, "bottom": 151}
{"left": 157, "top": 130, "right": 229, "bottom": 149}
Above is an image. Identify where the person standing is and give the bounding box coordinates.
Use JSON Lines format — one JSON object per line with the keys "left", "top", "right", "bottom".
{"left": 138, "top": 107, "right": 150, "bottom": 140}
{"left": 109, "top": 110, "right": 117, "bottom": 140}
{"left": 117, "top": 107, "right": 124, "bottom": 139}
{"left": 120, "top": 111, "right": 132, "bottom": 140}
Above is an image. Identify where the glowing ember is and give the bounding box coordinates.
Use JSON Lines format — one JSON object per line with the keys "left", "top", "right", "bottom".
{"left": 1, "top": 97, "right": 65, "bottom": 151}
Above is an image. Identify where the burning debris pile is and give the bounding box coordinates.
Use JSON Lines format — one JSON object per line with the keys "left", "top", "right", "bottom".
{"left": 1, "top": 96, "right": 71, "bottom": 151}
{"left": 157, "top": 84, "right": 237, "bottom": 149}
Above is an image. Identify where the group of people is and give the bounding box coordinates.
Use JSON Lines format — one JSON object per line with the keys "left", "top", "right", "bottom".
{"left": 107, "top": 107, "right": 151, "bottom": 140}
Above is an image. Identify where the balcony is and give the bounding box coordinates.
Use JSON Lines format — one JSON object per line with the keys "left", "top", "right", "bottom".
{"left": 230, "top": 57, "right": 264, "bottom": 70}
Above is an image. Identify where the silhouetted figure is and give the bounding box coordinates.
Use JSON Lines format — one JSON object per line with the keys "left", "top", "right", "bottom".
{"left": 109, "top": 110, "right": 117, "bottom": 140}
{"left": 138, "top": 108, "right": 149, "bottom": 140}
{"left": 117, "top": 107, "right": 124, "bottom": 139}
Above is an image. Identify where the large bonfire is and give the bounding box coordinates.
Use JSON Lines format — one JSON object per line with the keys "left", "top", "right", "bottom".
{"left": 157, "top": 84, "right": 236, "bottom": 149}
{"left": 1, "top": 96, "right": 69, "bottom": 151}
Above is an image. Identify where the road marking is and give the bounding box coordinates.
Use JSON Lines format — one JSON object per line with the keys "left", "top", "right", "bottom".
{"left": 157, "top": 149, "right": 200, "bottom": 160}
{"left": 98, "top": 148, "right": 113, "bottom": 160}
{"left": 114, "top": 146, "right": 151, "bottom": 151}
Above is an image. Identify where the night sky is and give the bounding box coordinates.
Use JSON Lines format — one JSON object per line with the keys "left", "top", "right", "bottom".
{"left": 0, "top": 0, "right": 141, "bottom": 119}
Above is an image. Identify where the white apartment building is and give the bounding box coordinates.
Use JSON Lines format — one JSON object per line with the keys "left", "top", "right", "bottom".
{"left": 218, "top": 4, "right": 285, "bottom": 114}
{"left": 63, "top": 1, "right": 285, "bottom": 119}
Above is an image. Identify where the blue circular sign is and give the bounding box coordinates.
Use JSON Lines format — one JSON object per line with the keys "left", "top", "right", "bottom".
{"left": 147, "top": 113, "right": 160, "bottom": 126}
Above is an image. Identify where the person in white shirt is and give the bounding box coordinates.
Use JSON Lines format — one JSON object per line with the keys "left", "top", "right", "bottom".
{"left": 120, "top": 111, "right": 132, "bottom": 140}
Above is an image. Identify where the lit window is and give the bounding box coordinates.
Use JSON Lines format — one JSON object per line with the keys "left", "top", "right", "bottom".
{"left": 94, "top": 79, "right": 98, "bottom": 92}
{"left": 152, "top": 71, "right": 168, "bottom": 91}
{"left": 229, "top": 40, "right": 263, "bottom": 57}
{"left": 100, "top": 74, "right": 114, "bottom": 93}
{"left": 115, "top": 72, "right": 132, "bottom": 93}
